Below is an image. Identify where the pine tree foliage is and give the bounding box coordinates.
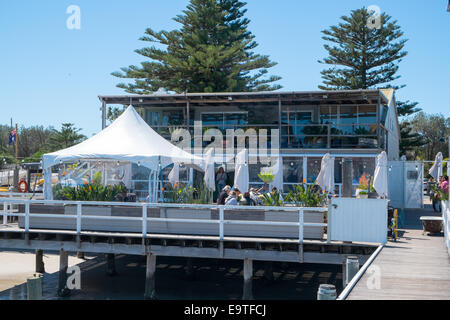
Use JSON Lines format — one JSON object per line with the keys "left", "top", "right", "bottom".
{"left": 318, "top": 8, "right": 407, "bottom": 90}
{"left": 319, "top": 7, "right": 425, "bottom": 156}
{"left": 112, "top": 0, "right": 281, "bottom": 94}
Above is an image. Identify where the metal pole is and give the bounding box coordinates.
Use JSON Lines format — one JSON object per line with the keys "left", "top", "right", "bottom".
{"left": 101, "top": 100, "right": 106, "bottom": 129}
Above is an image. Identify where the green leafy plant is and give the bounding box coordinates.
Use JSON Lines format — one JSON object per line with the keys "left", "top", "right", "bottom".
{"left": 284, "top": 184, "right": 328, "bottom": 207}
{"left": 53, "top": 183, "right": 125, "bottom": 201}
{"left": 92, "top": 171, "right": 102, "bottom": 186}
{"left": 261, "top": 191, "right": 283, "bottom": 206}
{"left": 192, "top": 181, "right": 213, "bottom": 204}
{"left": 430, "top": 184, "right": 449, "bottom": 201}
{"left": 165, "top": 183, "right": 196, "bottom": 204}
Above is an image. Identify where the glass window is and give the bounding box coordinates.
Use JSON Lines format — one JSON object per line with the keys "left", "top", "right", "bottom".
{"left": 283, "top": 157, "right": 303, "bottom": 184}
{"left": 358, "top": 105, "right": 377, "bottom": 124}
{"left": 201, "top": 113, "right": 223, "bottom": 127}
{"left": 145, "top": 109, "right": 184, "bottom": 127}
{"left": 224, "top": 113, "right": 248, "bottom": 127}
{"left": 320, "top": 106, "right": 338, "bottom": 125}
{"left": 161, "top": 163, "right": 189, "bottom": 182}
{"left": 352, "top": 157, "right": 376, "bottom": 185}
{"left": 307, "top": 157, "right": 322, "bottom": 183}
{"left": 249, "top": 162, "right": 266, "bottom": 182}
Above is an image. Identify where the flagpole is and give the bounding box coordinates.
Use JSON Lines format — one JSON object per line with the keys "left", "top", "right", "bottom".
{"left": 15, "top": 123, "right": 18, "bottom": 162}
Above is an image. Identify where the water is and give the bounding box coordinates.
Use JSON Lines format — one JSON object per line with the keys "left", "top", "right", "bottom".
{"left": 1, "top": 254, "right": 343, "bottom": 300}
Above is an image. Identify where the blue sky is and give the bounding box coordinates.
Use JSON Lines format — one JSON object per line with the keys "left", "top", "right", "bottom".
{"left": 0, "top": 0, "right": 449, "bottom": 136}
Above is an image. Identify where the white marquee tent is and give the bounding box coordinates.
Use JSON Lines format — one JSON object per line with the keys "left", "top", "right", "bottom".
{"left": 42, "top": 105, "right": 203, "bottom": 200}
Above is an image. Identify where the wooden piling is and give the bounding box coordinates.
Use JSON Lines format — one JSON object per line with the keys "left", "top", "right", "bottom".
{"left": 263, "top": 261, "right": 274, "bottom": 281}
{"left": 185, "top": 257, "right": 194, "bottom": 279}
{"left": 57, "top": 249, "right": 70, "bottom": 297}
{"left": 106, "top": 253, "right": 117, "bottom": 276}
{"left": 35, "top": 249, "right": 45, "bottom": 273}
{"left": 242, "top": 258, "right": 253, "bottom": 300}
{"left": 317, "top": 284, "right": 336, "bottom": 300}
{"left": 144, "top": 253, "right": 156, "bottom": 300}
{"left": 27, "top": 273, "right": 43, "bottom": 300}
{"left": 345, "top": 256, "right": 360, "bottom": 285}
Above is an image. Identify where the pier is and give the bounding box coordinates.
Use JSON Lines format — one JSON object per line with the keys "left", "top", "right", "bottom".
{"left": 0, "top": 196, "right": 382, "bottom": 299}
{"left": 342, "top": 205, "right": 450, "bottom": 300}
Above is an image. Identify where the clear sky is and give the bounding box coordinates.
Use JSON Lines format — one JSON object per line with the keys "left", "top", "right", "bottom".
{"left": 1, "top": 0, "right": 449, "bottom": 136}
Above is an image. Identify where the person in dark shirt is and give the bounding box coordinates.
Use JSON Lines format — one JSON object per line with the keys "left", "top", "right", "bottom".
{"left": 217, "top": 185, "right": 231, "bottom": 205}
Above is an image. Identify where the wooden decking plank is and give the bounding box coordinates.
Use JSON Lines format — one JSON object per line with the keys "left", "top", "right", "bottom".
{"left": 347, "top": 227, "right": 450, "bottom": 300}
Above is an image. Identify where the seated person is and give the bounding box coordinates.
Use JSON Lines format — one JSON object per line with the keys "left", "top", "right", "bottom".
{"left": 239, "top": 192, "right": 256, "bottom": 206}
{"left": 225, "top": 190, "right": 238, "bottom": 206}
{"left": 217, "top": 185, "right": 231, "bottom": 205}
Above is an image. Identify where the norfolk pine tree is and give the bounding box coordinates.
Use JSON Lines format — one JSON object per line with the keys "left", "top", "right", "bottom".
{"left": 112, "top": 0, "right": 281, "bottom": 94}
{"left": 318, "top": 8, "right": 424, "bottom": 155}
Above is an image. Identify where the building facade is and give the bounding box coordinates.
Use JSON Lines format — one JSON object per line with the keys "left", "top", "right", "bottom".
{"left": 99, "top": 89, "right": 400, "bottom": 197}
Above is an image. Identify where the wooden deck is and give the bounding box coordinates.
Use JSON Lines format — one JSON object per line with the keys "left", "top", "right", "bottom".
{"left": 347, "top": 206, "right": 450, "bottom": 300}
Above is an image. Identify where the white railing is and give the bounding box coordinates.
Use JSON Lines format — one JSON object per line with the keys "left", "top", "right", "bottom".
{"left": 0, "top": 198, "right": 328, "bottom": 244}
{"left": 0, "top": 192, "right": 44, "bottom": 224}
{"left": 0, "top": 191, "right": 43, "bottom": 199}
{"left": 336, "top": 244, "right": 384, "bottom": 300}
{"left": 442, "top": 201, "right": 450, "bottom": 254}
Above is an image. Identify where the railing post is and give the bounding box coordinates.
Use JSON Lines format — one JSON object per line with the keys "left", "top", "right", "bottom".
{"left": 298, "top": 208, "right": 304, "bottom": 244}
{"left": 219, "top": 207, "right": 224, "bottom": 240}
{"left": 25, "top": 201, "right": 30, "bottom": 232}
{"left": 142, "top": 204, "right": 147, "bottom": 238}
{"left": 76, "top": 203, "right": 82, "bottom": 234}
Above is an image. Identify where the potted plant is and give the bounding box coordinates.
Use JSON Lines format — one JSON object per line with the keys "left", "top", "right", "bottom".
{"left": 356, "top": 173, "right": 377, "bottom": 198}
{"left": 258, "top": 171, "right": 274, "bottom": 193}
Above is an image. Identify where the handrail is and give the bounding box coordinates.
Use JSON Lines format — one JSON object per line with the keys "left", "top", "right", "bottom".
{"left": 336, "top": 244, "right": 384, "bottom": 300}
{"left": 442, "top": 200, "right": 450, "bottom": 253}
{"left": 0, "top": 198, "right": 327, "bottom": 244}
{"left": 0, "top": 198, "right": 328, "bottom": 211}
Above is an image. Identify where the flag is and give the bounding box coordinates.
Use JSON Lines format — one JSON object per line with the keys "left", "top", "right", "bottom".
{"left": 8, "top": 129, "right": 16, "bottom": 146}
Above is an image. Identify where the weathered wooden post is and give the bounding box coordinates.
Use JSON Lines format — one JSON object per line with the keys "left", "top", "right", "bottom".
{"left": 27, "top": 273, "right": 43, "bottom": 300}
{"left": 263, "top": 262, "right": 274, "bottom": 281}
{"left": 345, "top": 256, "right": 360, "bottom": 285}
{"left": 35, "top": 249, "right": 45, "bottom": 273}
{"left": 342, "top": 158, "right": 353, "bottom": 197}
{"left": 185, "top": 257, "right": 195, "bottom": 279}
{"left": 242, "top": 258, "right": 253, "bottom": 300}
{"left": 144, "top": 253, "right": 156, "bottom": 300}
{"left": 13, "top": 165, "right": 19, "bottom": 192}
{"left": 106, "top": 253, "right": 117, "bottom": 276}
{"left": 57, "top": 249, "right": 70, "bottom": 297}
{"left": 317, "top": 284, "right": 336, "bottom": 300}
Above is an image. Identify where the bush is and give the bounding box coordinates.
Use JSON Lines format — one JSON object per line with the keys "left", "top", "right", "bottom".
{"left": 284, "top": 184, "right": 328, "bottom": 207}
{"left": 53, "top": 183, "right": 125, "bottom": 201}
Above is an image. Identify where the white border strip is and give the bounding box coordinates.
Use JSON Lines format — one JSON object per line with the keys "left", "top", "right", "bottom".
{"left": 336, "top": 244, "right": 384, "bottom": 300}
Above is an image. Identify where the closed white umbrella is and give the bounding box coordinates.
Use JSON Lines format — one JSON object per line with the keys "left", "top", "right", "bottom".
{"left": 429, "top": 152, "right": 443, "bottom": 181}
{"left": 168, "top": 163, "right": 180, "bottom": 187}
{"left": 373, "top": 151, "right": 388, "bottom": 198}
{"left": 315, "top": 153, "right": 335, "bottom": 194}
{"left": 233, "top": 149, "right": 249, "bottom": 193}
{"left": 204, "top": 148, "right": 215, "bottom": 191}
